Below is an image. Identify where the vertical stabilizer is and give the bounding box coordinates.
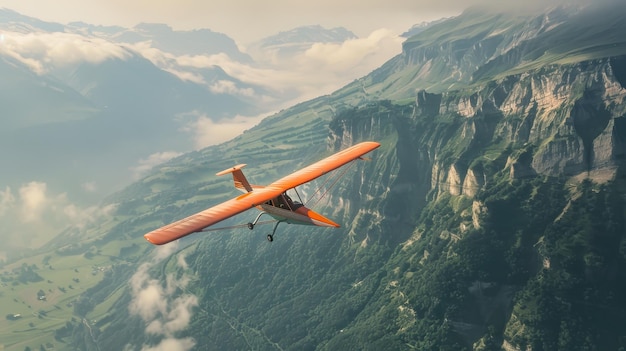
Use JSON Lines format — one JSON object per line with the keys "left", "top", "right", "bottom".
{"left": 216, "top": 164, "right": 253, "bottom": 192}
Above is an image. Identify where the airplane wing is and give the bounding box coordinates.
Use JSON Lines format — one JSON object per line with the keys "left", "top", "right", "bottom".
{"left": 268, "top": 141, "right": 381, "bottom": 191}
{"left": 144, "top": 188, "right": 284, "bottom": 245}
{"left": 143, "top": 141, "right": 380, "bottom": 245}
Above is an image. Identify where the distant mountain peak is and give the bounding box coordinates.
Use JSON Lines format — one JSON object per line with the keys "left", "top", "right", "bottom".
{"left": 0, "top": 7, "right": 65, "bottom": 33}
{"left": 257, "top": 25, "right": 357, "bottom": 48}
{"left": 111, "top": 22, "right": 251, "bottom": 61}
{"left": 401, "top": 17, "right": 450, "bottom": 38}
{"left": 134, "top": 22, "right": 174, "bottom": 33}
{"left": 67, "top": 21, "right": 126, "bottom": 35}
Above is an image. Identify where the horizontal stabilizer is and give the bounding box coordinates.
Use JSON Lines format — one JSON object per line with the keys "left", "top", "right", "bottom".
{"left": 216, "top": 164, "right": 247, "bottom": 176}
{"left": 217, "top": 164, "right": 253, "bottom": 192}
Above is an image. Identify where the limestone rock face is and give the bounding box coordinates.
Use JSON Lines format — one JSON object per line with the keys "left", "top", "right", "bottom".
{"left": 463, "top": 168, "right": 485, "bottom": 197}
{"left": 469, "top": 60, "right": 622, "bottom": 187}
{"left": 331, "top": 56, "right": 626, "bottom": 201}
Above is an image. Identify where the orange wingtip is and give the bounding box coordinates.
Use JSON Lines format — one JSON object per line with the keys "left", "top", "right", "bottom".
{"left": 144, "top": 231, "right": 173, "bottom": 245}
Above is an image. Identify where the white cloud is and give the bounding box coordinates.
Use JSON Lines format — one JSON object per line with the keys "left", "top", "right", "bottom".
{"left": 154, "top": 243, "right": 182, "bottom": 261}
{"left": 124, "top": 45, "right": 263, "bottom": 101}
{"left": 176, "top": 253, "right": 189, "bottom": 269}
{"left": 145, "top": 294, "right": 197, "bottom": 335}
{"left": 209, "top": 79, "right": 255, "bottom": 97}
{"left": 173, "top": 52, "right": 234, "bottom": 70}
{"left": 141, "top": 338, "right": 196, "bottom": 351}
{"left": 0, "top": 186, "right": 16, "bottom": 216}
{"left": 63, "top": 203, "right": 117, "bottom": 229}
{"left": 119, "top": 26, "right": 402, "bottom": 112}
{"left": 81, "top": 181, "right": 98, "bottom": 193}
{"left": 164, "top": 68, "right": 206, "bottom": 85}
{"left": 130, "top": 271, "right": 167, "bottom": 321}
{"left": 171, "top": 29, "right": 403, "bottom": 105}
{"left": 303, "top": 28, "right": 402, "bottom": 71}
{"left": 179, "top": 112, "right": 266, "bottom": 150}
{"left": 131, "top": 151, "right": 184, "bottom": 179}
{"left": 129, "top": 244, "right": 197, "bottom": 351}
{"left": 174, "top": 53, "right": 285, "bottom": 89}
{"left": 18, "top": 181, "right": 49, "bottom": 222}
{"left": 0, "top": 182, "right": 118, "bottom": 247}
{"left": 124, "top": 42, "right": 207, "bottom": 84}
{"left": 0, "top": 31, "right": 129, "bottom": 74}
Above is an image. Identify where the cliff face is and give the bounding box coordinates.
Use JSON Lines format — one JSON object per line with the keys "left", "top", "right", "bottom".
{"left": 317, "top": 14, "right": 626, "bottom": 347}
{"left": 320, "top": 55, "right": 626, "bottom": 348}
{"left": 347, "top": 55, "right": 626, "bottom": 206}
{"left": 439, "top": 57, "right": 626, "bottom": 185}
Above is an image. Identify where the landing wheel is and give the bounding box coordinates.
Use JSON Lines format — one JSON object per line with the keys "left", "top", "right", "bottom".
{"left": 266, "top": 234, "right": 274, "bottom": 242}
{"left": 247, "top": 222, "right": 254, "bottom": 230}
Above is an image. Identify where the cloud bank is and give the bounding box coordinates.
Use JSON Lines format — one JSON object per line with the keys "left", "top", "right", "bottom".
{"left": 131, "top": 151, "right": 184, "bottom": 179}
{"left": 1, "top": 20, "right": 404, "bottom": 128}
{"left": 0, "top": 31, "right": 129, "bottom": 74}
{"left": 129, "top": 244, "right": 198, "bottom": 351}
{"left": 178, "top": 111, "right": 266, "bottom": 150}
{"left": 157, "top": 27, "right": 403, "bottom": 107}
{"left": 0, "top": 181, "right": 116, "bottom": 251}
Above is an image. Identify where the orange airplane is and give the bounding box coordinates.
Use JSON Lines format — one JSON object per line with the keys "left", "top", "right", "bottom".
{"left": 144, "top": 141, "right": 381, "bottom": 245}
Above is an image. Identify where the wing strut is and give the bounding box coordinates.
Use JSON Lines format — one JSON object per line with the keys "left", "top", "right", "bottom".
{"left": 198, "top": 219, "right": 276, "bottom": 232}
{"left": 308, "top": 159, "right": 358, "bottom": 208}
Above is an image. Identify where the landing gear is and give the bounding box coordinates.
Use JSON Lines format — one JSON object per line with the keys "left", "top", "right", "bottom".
{"left": 247, "top": 212, "right": 283, "bottom": 243}
{"left": 266, "top": 221, "right": 282, "bottom": 243}
{"left": 247, "top": 212, "right": 266, "bottom": 230}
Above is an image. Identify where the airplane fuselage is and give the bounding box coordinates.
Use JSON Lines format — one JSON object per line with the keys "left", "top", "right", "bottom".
{"left": 258, "top": 203, "right": 340, "bottom": 227}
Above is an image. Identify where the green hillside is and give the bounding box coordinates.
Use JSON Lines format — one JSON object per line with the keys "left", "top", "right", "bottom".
{"left": 3, "top": 3, "right": 626, "bottom": 350}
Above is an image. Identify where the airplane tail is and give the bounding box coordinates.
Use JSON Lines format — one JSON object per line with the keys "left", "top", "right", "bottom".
{"left": 216, "top": 164, "right": 253, "bottom": 193}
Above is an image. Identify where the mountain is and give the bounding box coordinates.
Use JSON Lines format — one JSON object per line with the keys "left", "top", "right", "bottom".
{"left": 3, "top": 2, "right": 626, "bottom": 351}
{"left": 0, "top": 55, "right": 98, "bottom": 131}
{"left": 248, "top": 25, "right": 357, "bottom": 61}
{"left": 401, "top": 17, "right": 449, "bottom": 38}
{"left": 0, "top": 7, "right": 64, "bottom": 32}
{"left": 69, "top": 21, "right": 253, "bottom": 62}
{"left": 256, "top": 25, "right": 356, "bottom": 47}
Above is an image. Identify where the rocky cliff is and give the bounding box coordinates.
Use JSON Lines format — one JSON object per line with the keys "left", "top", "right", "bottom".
{"left": 426, "top": 56, "right": 626, "bottom": 193}
{"left": 321, "top": 59, "right": 626, "bottom": 348}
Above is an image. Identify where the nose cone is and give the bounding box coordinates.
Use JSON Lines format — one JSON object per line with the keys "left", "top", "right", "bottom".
{"left": 295, "top": 206, "right": 340, "bottom": 227}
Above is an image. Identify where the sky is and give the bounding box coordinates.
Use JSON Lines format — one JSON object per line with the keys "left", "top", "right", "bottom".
{"left": 0, "top": 0, "right": 463, "bottom": 44}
